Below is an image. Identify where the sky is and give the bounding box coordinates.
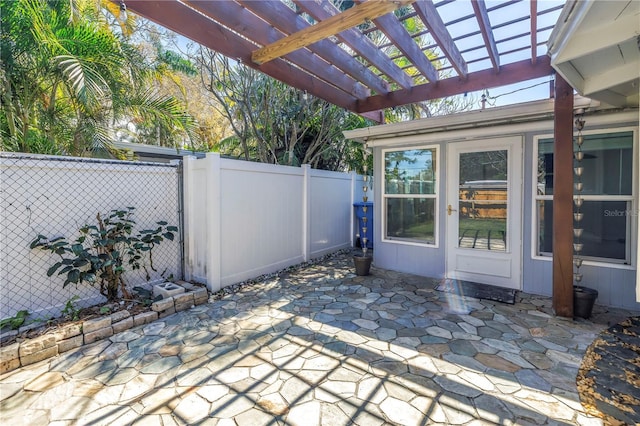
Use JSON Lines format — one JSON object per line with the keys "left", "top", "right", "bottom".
{"left": 435, "top": 0, "right": 566, "bottom": 110}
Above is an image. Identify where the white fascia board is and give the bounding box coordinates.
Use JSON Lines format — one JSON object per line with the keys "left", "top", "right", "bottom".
{"left": 547, "top": 0, "right": 593, "bottom": 60}
{"left": 553, "top": 62, "right": 586, "bottom": 93}
{"left": 362, "top": 109, "right": 638, "bottom": 149}
{"left": 583, "top": 62, "right": 640, "bottom": 97}
{"left": 553, "top": 12, "right": 640, "bottom": 64}
{"left": 589, "top": 90, "right": 634, "bottom": 108}
{"left": 343, "top": 96, "right": 598, "bottom": 142}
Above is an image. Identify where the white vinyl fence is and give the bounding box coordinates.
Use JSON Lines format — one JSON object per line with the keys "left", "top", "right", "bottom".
{"left": 0, "top": 154, "right": 182, "bottom": 319}
{"left": 183, "top": 153, "right": 371, "bottom": 291}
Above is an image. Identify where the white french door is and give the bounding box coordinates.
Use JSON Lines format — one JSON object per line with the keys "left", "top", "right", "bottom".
{"left": 446, "top": 136, "right": 523, "bottom": 289}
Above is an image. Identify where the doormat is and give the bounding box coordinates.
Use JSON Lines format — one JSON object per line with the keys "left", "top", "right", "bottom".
{"left": 435, "top": 279, "right": 516, "bottom": 304}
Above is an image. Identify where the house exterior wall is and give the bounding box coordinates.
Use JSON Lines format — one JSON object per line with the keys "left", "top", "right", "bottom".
{"left": 368, "top": 109, "right": 639, "bottom": 310}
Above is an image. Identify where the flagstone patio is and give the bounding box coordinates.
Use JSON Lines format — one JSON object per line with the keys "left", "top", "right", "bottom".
{"left": 1, "top": 252, "right": 637, "bottom": 425}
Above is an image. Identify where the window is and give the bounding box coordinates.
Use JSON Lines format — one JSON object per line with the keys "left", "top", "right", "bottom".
{"left": 535, "top": 130, "right": 635, "bottom": 263}
{"left": 383, "top": 147, "right": 438, "bottom": 245}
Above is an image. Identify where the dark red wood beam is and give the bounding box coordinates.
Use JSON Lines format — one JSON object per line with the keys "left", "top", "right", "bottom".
{"left": 356, "top": 56, "right": 553, "bottom": 113}
{"left": 184, "top": 0, "right": 369, "bottom": 100}
{"left": 472, "top": 0, "right": 500, "bottom": 72}
{"left": 238, "top": 0, "right": 390, "bottom": 96}
{"left": 119, "top": 1, "right": 386, "bottom": 122}
{"left": 353, "top": 0, "right": 439, "bottom": 82}
{"left": 530, "top": 0, "right": 538, "bottom": 65}
{"left": 413, "top": 0, "right": 468, "bottom": 78}
{"left": 552, "top": 74, "right": 574, "bottom": 318}
{"left": 295, "top": 0, "right": 414, "bottom": 89}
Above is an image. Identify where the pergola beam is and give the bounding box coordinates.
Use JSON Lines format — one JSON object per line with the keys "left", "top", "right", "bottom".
{"left": 295, "top": 0, "right": 414, "bottom": 89}
{"left": 185, "top": 0, "right": 370, "bottom": 100}
{"left": 472, "top": 0, "right": 500, "bottom": 72}
{"left": 239, "top": 0, "right": 391, "bottom": 95}
{"left": 120, "top": 0, "right": 362, "bottom": 116}
{"left": 354, "top": 0, "right": 439, "bottom": 82}
{"left": 413, "top": 0, "right": 468, "bottom": 78}
{"left": 252, "top": 0, "right": 414, "bottom": 65}
{"left": 357, "top": 56, "right": 553, "bottom": 113}
{"left": 552, "top": 74, "right": 574, "bottom": 318}
{"left": 531, "top": 0, "right": 538, "bottom": 64}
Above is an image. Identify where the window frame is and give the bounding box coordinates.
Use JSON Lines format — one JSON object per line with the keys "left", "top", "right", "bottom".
{"left": 381, "top": 145, "right": 440, "bottom": 248}
{"left": 531, "top": 127, "right": 638, "bottom": 268}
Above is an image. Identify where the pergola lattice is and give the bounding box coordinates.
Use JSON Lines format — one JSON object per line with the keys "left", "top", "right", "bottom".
{"left": 120, "top": 0, "right": 564, "bottom": 122}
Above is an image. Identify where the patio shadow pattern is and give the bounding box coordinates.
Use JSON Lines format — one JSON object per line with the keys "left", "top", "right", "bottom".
{"left": 1, "top": 252, "right": 636, "bottom": 425}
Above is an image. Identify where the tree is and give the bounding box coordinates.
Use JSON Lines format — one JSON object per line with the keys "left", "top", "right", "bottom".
{"left": 0, "top": 0, "right": 198, "bottom": 156}
{"left": 196, "top": 48, "right": 372, "bottom": 171}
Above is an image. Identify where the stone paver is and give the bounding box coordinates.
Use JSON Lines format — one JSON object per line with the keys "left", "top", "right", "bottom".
{"left": 1, "top": 252, "right": 637, "bottom": 425}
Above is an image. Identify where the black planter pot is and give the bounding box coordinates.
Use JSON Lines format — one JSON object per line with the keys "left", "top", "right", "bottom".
{"left": 574, "top": 285, "right": 598, "bottom": 319}
{"left": 353, "top": 255, "right": 372, "bottom": 276}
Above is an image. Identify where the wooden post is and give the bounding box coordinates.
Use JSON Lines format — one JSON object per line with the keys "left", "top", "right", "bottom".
{"left": 552, "top": 75, "right": 574, "bottom": 318}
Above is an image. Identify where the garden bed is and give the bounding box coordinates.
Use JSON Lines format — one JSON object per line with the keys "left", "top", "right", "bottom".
{"left": 0, "top": 281, "right": 208, "bottom": 375}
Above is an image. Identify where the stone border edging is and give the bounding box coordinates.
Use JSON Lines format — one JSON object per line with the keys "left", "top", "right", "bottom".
{"left": 0, "top": 284, "right": 208, "bottom": 375}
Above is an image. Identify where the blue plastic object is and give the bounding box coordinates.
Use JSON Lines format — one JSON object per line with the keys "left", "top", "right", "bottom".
{"left": 354, "top": 202, "right": 373, "bottom": 249}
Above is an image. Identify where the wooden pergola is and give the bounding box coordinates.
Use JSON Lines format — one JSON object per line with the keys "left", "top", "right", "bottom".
{"left": 120, "top": 0, "right": 577, "bottom": 317}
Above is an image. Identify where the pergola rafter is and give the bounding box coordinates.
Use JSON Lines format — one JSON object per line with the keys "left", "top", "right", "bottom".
{"left": 412, "top": 0, "right": 467, "bottom": 78}
{"left": 238, "top": 0, "right": 391, "bottom": 95}
{"left": 118, "top": 0, "right": 560, "bottom": 123}
{"left": 294, "top": 0, "right": 415, "bottom": 89}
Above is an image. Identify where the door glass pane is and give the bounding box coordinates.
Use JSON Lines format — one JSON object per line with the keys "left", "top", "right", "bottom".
{"left": 458, "top": 150, "right": 508, "bottom": 251}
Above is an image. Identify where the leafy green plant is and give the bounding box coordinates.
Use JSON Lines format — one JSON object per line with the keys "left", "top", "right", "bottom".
{"left": 62, "top": 295, "right": 81, "bottom": 321}
{"left": 99, "top": 306, "right": 111, "bottom": 315}
{"left": 0, "top": 310, "right": 29, "bottom": 331}
{"left": 30, "top": 207, "right": 178, "bottom": 302}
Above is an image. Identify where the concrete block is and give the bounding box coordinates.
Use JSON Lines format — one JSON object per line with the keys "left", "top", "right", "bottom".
{"left": 157, "top": 307, "right": 176, "bottom": 319}
{"left": 19, "top": 334, "right": 57, "bottom": 357}
{"left": 176, "top": 280, "right": 196, "bottom": 291}
{"left": 193, "top": 288, "right": 209, "bottom": 305}
{"left": 54, "top": 324, "right": 82, "bottom": 342}
{"left": 83, "top": 317, "right": 112, "bottom": 334}
{"left": 57, "top": 335, "right": 84, "bottom": 353}
{"left": 133, "top": 311, "right": 158, "bottom": 327}
{"left": 84, "top": 327, "right": 113, "bottom": 344}
{"left": 110, "top": 310, "right": 131, "bottom": 324}
{"left": 151, "top": 298, "right": 174, "bottom": 313}
{"left": 112, "top": 317, "right": 134, "bottom": 334}
{"left": 0, "top": 342, "right": 19, "bottom": 360}
{"left": 21, "top": 346, "right": 58, "bottom": 366}
{"left": 153, "top": 282, "right": 185, "bottom": 299}
{"left": 0, "top": 357, "right": 20, "bottom": 374}
{"left": 174, "top": 293, "right": 194, "bottom": 312}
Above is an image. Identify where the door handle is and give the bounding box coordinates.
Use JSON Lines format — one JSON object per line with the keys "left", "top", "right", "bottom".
{"left": 447, "top": 204, "right": 457, "bottom": 216}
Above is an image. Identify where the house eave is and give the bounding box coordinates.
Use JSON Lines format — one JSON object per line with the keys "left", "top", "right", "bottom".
{"left": 343, "top": 96, "right": 601, "bottom": 143}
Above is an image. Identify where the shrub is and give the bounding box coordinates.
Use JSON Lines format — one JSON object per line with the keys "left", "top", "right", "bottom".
{"left": 30, "top": 207, "right": 177, "bottom": 302}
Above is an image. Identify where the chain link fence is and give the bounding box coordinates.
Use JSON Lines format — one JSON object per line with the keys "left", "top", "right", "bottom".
{"left": 0, "top": 153, "right": 183, "bottom": 320}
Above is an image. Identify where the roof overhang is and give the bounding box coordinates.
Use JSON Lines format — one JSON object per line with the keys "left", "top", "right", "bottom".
{"left": 547, "top": 0, "right": 640, "bottom": 108}
{"left": 343, "top": 95, "right": 603, "bottom": 142}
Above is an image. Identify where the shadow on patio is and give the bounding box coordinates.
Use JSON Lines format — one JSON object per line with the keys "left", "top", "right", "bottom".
{"left": 1, "top": 252, "right": 635, "bottom": 425}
